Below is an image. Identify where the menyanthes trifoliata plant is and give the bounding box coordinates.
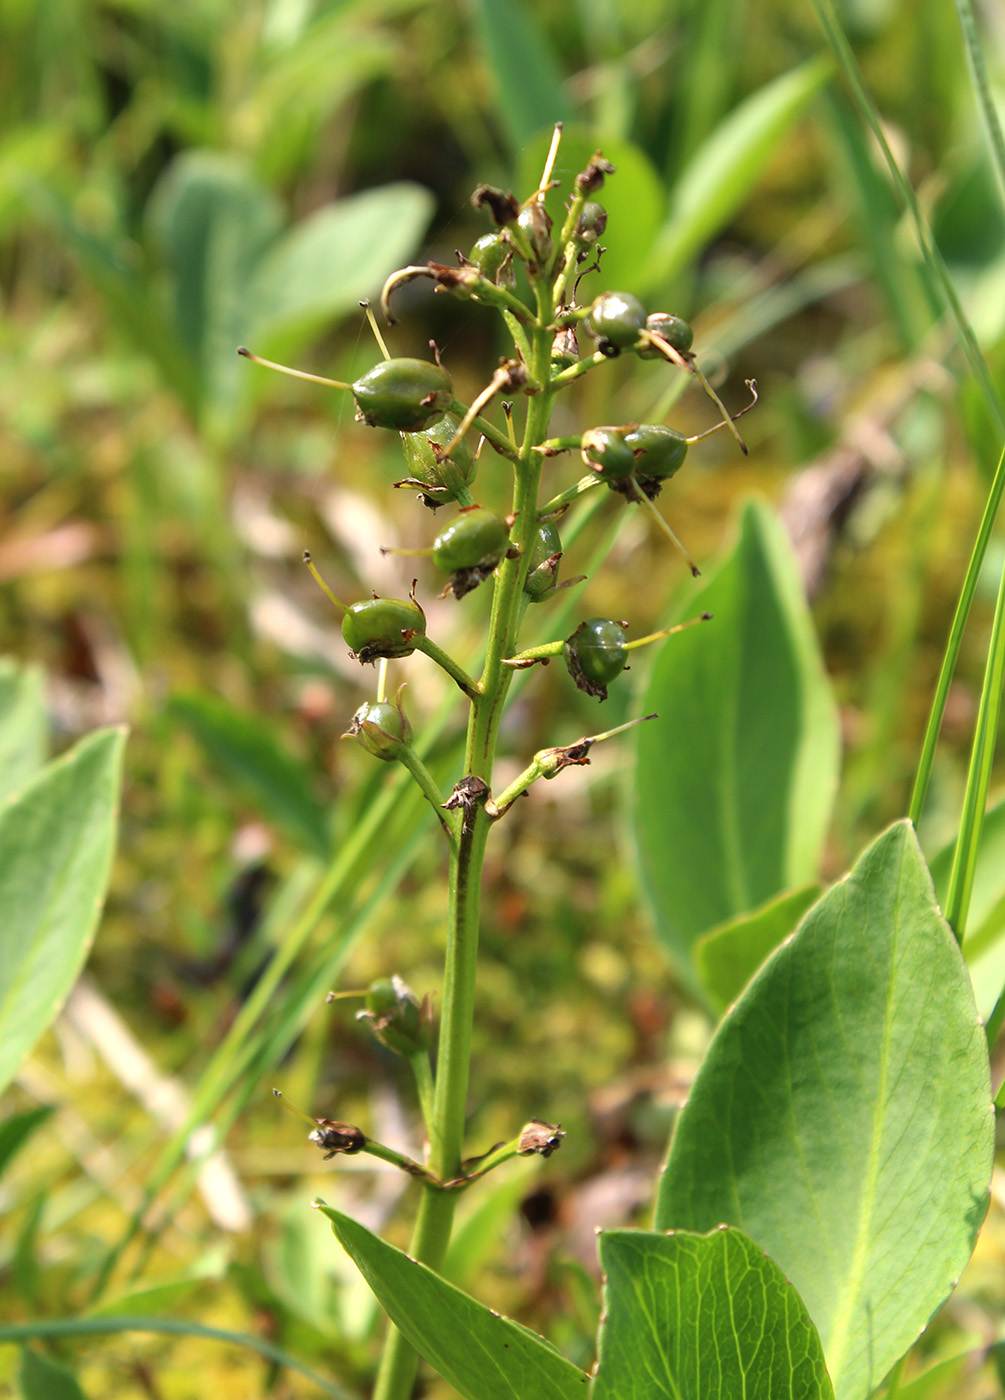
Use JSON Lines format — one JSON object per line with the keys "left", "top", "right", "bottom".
{"left": 241, "top": 124, "right": 753, "bottom": 1400}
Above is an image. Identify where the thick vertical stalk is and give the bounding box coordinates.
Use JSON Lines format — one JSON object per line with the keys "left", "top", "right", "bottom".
{"left": 372, "top": 308, "right": 556, "bottom": 1400}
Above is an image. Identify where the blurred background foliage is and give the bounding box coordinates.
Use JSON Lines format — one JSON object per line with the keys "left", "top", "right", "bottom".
{"left": 3, "top": 0, "right": 1005, "bottom": 1395}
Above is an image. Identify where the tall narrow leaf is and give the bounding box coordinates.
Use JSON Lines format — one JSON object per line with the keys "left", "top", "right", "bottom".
{"left": 464, "top": 0, "right": 569, "bottom": 156}
{"left": 595, "top": 1227, "right": 834, "bottom": 1400}
{"left": 633, "top": 499, "right": 839, "bottom": 986}
{"left": 656, "top": 821, "right": 994, "bottom": 1400}
{"left": 0, "top": 728, "right": 127, "bottom": 1094}
{"left": 317, "top": 1203, "right": 589, "bottom": 1400}
{"left": 640, "top": 59, "right": 831, "bottom": 289}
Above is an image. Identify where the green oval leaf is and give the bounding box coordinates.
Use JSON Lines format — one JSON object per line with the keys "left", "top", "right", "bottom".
{"left": 655, "top": 820, "right": 994, "bottom": 1400}
{"left": 147, "top": 152, "right": 284, "bottom": 422}
{"left": 18, "top": 1348, "right": 90, "bottom": 1400}
{"left": 316, "top": 1202, "right": 589, "bottom": 1400}
{"left": 640, "top": 58, "right": 831, "bottom": 289}
{"left": 248, "top": 183, "right": 435, "bottom": 349}
{"left": 694, "top": 884, "right": 822, "bottom": 1012}
{"left": 0, "top": 727, "right": 126, "bottom": 1096}
{"left": 632, "top": 499, "right": 840, "bottom": 988}
{"left": 0, "top": 1105, "right": 54, "bottom": 1181}
{"left": 595, "top": 1226, "right": 834, "bottom": 1400}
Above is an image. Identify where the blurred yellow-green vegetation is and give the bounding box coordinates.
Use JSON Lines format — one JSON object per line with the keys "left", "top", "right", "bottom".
{"left": 3, "top": 0, "right": 1005, "bottom": 1396}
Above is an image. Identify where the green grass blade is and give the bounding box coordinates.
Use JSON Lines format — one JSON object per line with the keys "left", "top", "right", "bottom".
{"left": 809, "top": 0, "right": 1005, "bottom": 436}
{"left": 945, "top": 534, "right": 1005, "bottom": 940}
{"left": 0, "top": 1318, "right": 357, "bottom": 1399}
{"left": 954, "top": 0, "right": 1005, "bottom": 209}
{"left": 909, "top": 445, "right": 1005, "bottom": 825}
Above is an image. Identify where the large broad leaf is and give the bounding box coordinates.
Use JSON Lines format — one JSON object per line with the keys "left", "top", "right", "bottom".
{"left": 167, "top": 692, "right": 330, "bottom": 859}
{"left": 633, "top": 499, "right": 840, "bottom": 988}
{"left": 248, "top": 183, "right": 434, "bottom": 349}
{"left": 464, "top": 0, "right": 569, "bottom": 156}
{"left": 0, "top": 658, "right": 47, "bottom": 801}
{"left": 640, "top": 59, "right": 831, "bottom": 290}
{"left": 594, "top": 1226, "right": 834, "bottom": 1400}
{"left": 147, "top": 152, "right": 283, "bottom": 425}
{"left": 655, "top": 820, "right": 994, "bottom": 1400}
{"left": 317, "top": 1202, "right": 589, "bottom": 1400}
{"left": 0, "top": 728, "right": 127, "bottom": 1095}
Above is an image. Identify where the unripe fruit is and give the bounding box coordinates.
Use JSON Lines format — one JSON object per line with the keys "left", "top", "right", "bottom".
{"left": 469, "top": 232, "right": 511, "bottom": 283}
{"left": 623, "top": 424, "right": 688, "bottom": 481}
{"left": 523, "top": 520, "right": 563, "bottom": 600}
{"left": 358, "top": 974, "right": 429, "bottom": 1056}
{"left": 574, "top": 201, "right": 608, "bottom": 248}
{"left": 517, "top": 202, "right": 553, "bottom": 270}
{"left": 347, "top": 698, "right": 412, "bottom": 761}
{"left": 585, "top": 291, "right": 647, "bottom": 354}
{"left": 352, "top": 358, "right": 453, "bottom": 432}
{"left": 433, "top": 507, "right": 510, "bottom": 598}
{"left": 400, "top": 416, "right": 477, "bottom": 506}
{"left": 581, "top": 425, "right": 637, "bottom": 480}
{"left": 563, "top": 618, "right": 628, "bottom": 700}
{"left": 341, "top": 596, "right": 426, "bottom": 664}
{"left": 638, "top": 312, "right": 694, "bottom": 358}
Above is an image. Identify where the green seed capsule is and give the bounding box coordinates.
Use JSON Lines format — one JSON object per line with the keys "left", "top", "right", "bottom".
{"left": 574, "top": 201, "right": 608, "bottom": 249}
{"left": 523, "top": 520, "right": 563, "bottom": 600}
{"left": 341, "top": 596, "right": 426, "bottom": 664}
{"left": 399, "top": 416, "right": 477, "bottom": 506}
{"left": 623, "top": 424, "right": 688, "bottom": 481}
{"left": 358, "top": 974, "right": 429, "bottom": 1056}
{"left": 638, "top": 312, "right": 694, "bottom": 358}
{"left": 432, "top": 507, "right": 510, "bottom": 597}
{"left": 347, "top": 698, "right": 412, "bottom": 761}
{"left": 581, "top": 425, "right": 637, "bottom": 480}
{"left": 469, "top": 232, "right": 511, "bottom": 283}
{"left": 517, "top": 202, "right": 553, "bottom": 270}
{"left": 563, "top": 618, "right": 628, "bottom": 700}
{"left": 586, "top": 291, "right": 647, "bottom": 354}
{"left": 352, "top": 358, "right": 453, "bottom": 432}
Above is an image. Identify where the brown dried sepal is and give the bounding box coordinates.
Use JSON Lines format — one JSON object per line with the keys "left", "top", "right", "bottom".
{"left": 442, "top": 774, "right": 491, "bottom": 832}
{"left": 518, "top": 1119, "right": 566, "bottom": 1158}
{"left": 575, "top": 154, "right": 616, "bottom": 194}
{"left": 471, "top": 184, "right": 520, "bottom": 225}
{"left": 539, "top": 736, "right": 597, "bottom": 776}
{"left": 308, "top": 1119, "right": 367, "bottom": 1159}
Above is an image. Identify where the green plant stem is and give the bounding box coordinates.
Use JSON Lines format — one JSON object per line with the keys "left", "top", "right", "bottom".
{"left": 396, "top": 747, "right": 457, "bottom": 846}
{"left": 371, "top": 277, "right": 557, "bottom": 1400}
{"left": 409, "top": 1050, "right": 436, "bottom": 1131}
{"left": 415, "top": 635, "right": 480, "bottom": 698}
